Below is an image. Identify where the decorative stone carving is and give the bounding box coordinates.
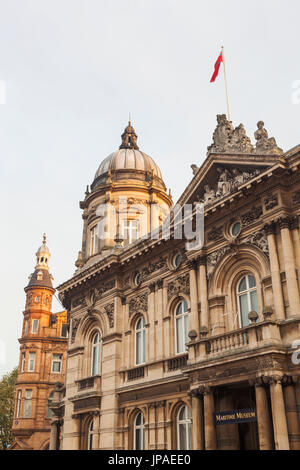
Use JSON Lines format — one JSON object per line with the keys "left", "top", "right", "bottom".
{"left": 95, "top": 279, "right": 115, "bottom": 300}
{"left": 199, "top": 166, "right": 261, "bottom": 207}
{"left": 207, "top": 227, "right": 223, "bottom": 242}
{"left": 292, "top": 190, "right": 300, "bottom": 206}
{"left": 191, "top": 164, "right": 199, "bottom": 176}
{"left": 245, "top": 230, "right": 269, "bottom": 257}
{"left": 104, "top": 302, "right": 114, "bottom": 328}
{"left": 71, "top": 317, "right": 81, "bottom": 343}
{"left": 207, "top": 247, "right": 232, "bottom": 278}
{"left": 73, "top": 296, "right": 87, "bottom": 309}
{"left": 208, "top": 115, "right": 253, "bottom": 154}
{"left": 167, "top": 273, "right": 190, "bottom": 301}
{"left": 129, "top": 293, "right": 148, "bottom": 316}
{"left": 141, "top": 258, "right": 166, "bottom": 280}
{"left": 207, "top": 114, "right": 234, "bottom": 153}
{"left": 264, "top": 193, "right": 278, "bottom": 211}
{"left": 254, "top": 121, "right": 283, "bottom": 155}
{"left": 228, "top": 123, "right": 253, "bottom": 153}
{"left": 241, "top": 206, "right": 263, "bottom": 226}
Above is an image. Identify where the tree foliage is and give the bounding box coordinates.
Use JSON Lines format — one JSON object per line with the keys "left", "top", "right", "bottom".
{"left": 0, "top": 367, "right": 18, "bottom": 450}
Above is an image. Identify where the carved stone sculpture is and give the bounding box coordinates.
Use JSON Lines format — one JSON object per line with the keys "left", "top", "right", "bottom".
{"left": 191, "top": 164, "right": 199, "bottom": 176}
{"left": 229, "top": 124, "right": 253, "bottom": 153}
{"left": 207, "top": 114, "right": 234, "bottom": 153}
{"left": 254, "top": 121, "right": 283, "bottom": 155}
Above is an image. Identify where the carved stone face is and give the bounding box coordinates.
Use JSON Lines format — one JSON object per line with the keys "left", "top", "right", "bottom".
{"left": 257, "top": 121, "right": 264, "bottom": 129}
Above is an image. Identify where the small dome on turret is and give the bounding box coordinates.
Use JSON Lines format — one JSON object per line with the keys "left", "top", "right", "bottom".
{"left": 26, "top": 234, "right": 54, "bottom": 291}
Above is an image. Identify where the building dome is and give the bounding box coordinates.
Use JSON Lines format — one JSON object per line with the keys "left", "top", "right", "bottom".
{"left": 91, "top": 122, "right": 166, "bottom": 191}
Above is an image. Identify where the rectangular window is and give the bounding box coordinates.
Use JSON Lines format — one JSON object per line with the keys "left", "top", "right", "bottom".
{"left": 28, "top": 352, "right": 36, "bottom": 372}
{"left": 16, "top": 390, "right": 22, "bottom": 418}
{"left": 24, "top": 390, "right": 32, "bottom": 418}
{"left": 60, "top": 323, "right": 68, "bottom": 338}
{"left": 24, "top": 319, "right": 29, "bottom": 335}
{"left": 21, "top": 353, "right": 26, "bottom": 372}
{"left": 89, "top": 226, "right": 98, "bottom": 256}
{"left": 52, "top": 354, "right": 63, "bottom": 373}
{"left": 123, "top": 219, "right": 140, "bottom": 245}
{"left": 31, "top": 319, "right": 39, "bottom": 334}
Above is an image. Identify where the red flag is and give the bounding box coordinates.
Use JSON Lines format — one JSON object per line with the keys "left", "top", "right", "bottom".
{"left": 210, "top": 51, "right": 223, "bottom": 83}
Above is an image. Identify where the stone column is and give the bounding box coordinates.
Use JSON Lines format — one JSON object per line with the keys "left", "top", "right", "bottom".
{"left": 70, "top": 414, "right": 82, "bottom": 450}
{"left": 291, "top": 217, "right": 300, "bottom": 290}
{"left": 200, "top": 385, "right": 217, "bottom": 450}
{"left": 190, "top": 390, "right": 204, "bottom": 450}
{"left": 157, "top": 401, "right": 166, "bottom": 449}
{"left": 148, "top": 284, "right": 156, "bottom": 362}
{"left": 279, "top": 217, "right": 300, "bottom": 318}
{"left": 198, "top": 257, "right": 209, "bottom": 330}
{"left": 149, "top": 403, "right": 157, "bottom": 450}
{"left": 282, "top": 375, "right": 300, "bottom": 450}
{"left": 264, "top": 222, "right": 285, "bottom": 320}
{"left": 49, "top": 420, "right": 58, "bottom": 450}
{"left": 295, "top": 378, "right": 300, "bottom": 420}
{"left": 156, "top": 279, "right": 164, "bottom": 360}
{"left": 268, "top": 375, "right": 290, "bottom": 450}
{"left": 188, "top": 259, "right": 200, "bottom": 336}
{"left": 252, "top": 377, "right": 273, "bottom": 450}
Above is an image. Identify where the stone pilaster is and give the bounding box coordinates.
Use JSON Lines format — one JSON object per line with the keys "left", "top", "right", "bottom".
{"left": 264, "top": 222, "right": 285, "bottom": 320}
{"left": 252, "top": 377, "right": 273, "bottom": 450}
{"left": 198, "top": 256, "right": 209, "bottom": 330}
{"left": 267, "top": 375, "right": 290, "bottom": 450}
{"left": 199, "top": 385, "right": 217, "bottom": 450}
{"left": 282, "top": 375, "right": 300, "bottom": 450}
{"left": 189, "top": 390, "right": 204, "bottom": 450}
{"left": 279, "top": 217, "right": 300, "bottom": 317}
{"left": 188, "top": 259, "right": 200, "bottom": 335}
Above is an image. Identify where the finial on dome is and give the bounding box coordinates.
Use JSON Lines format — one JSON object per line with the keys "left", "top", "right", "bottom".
{"left": 43, "top": 233, "right": 47, "bottom": 245}
{"left": 119, "top": 120, "right": 139, "bottom": 150}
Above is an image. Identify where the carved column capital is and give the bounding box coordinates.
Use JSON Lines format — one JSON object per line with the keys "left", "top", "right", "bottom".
{"left": 121, "top": 296, "right": 127, "bottom": 306}
{"left": 149, "top": 282, "right": 156, "bottom": 293}
{"left": 197, "top": 256, "right": 207, "bottom": 266}
{"left": 278, "top": 216, "right": 292, "bottom": 230}
{"left": 156, "top": 279, "right": 163, "bottom": 290}
{"left": 264, "top": 374, "right": 283, "bottom": 385}
{"left": 187, "top": 258, "right": 198, "bottom": 270}
{"left": 264, "top": 221, "right": 277, "bottom": 236}
{"left": 197, "top": 384, "right": 212, "bottom": 396}
{"left": 289, "top": 216, "right": 299, "bottom": 231}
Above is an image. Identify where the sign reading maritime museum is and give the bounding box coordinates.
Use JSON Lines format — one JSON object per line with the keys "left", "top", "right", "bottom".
{"left": 214, "top": 409, "right": 257, "bottom": 426}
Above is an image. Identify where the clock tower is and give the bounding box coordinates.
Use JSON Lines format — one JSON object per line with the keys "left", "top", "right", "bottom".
{"left": 11, "top": 235, "right": 68, "bottom": 450}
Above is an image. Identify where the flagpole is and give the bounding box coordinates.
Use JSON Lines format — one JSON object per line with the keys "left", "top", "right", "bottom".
{"left": 221, "top": 46, "right": 231, "bottom": 121}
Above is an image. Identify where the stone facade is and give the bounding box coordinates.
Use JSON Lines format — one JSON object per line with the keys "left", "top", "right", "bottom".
{"left": 51, "top": 117, "right": 300, "bottom": 450}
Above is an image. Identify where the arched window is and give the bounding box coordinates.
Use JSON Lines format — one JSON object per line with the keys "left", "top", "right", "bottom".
{"left": 87, "top": 419, "right": 93, "bottom": 450}
{"left": 237, "top": 274, "right": 259, "bottom": 327}
{"left": 177, "top": 405, "right": 192, "bottom": 450}
{"left": 175, "top": 300, "right": 189, "bottom": 354}
{"left": 135, "top": 316, "right": 146, "bottom": 365}
{"left": 91, "top": 332, "right": 101, "bottom": 376}
{"left": 134, "top": 411, "right": 145, "bottom": 450}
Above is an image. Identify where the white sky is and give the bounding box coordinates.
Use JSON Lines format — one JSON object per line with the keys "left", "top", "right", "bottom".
{"left": 0, "top": 0, "right": 299, "bottom": 376}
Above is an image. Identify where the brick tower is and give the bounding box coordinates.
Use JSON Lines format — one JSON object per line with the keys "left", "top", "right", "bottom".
{"left": 11, "top": 235, "right": 68, "bottom": 450}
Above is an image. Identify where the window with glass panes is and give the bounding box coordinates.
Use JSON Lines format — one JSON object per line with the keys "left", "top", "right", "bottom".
{"left": 24, "top": 390, "right": 32, "bottom": 418}
{"left": 28, "top": 352, "right": 36, "bottom": 372}
{"left": 134, "top": 411, "right": 145, "bottom": 450}
{"left": 123, "top": 219, "right": 139, "bottom": 245}
{"left": 175, "top": 300, "right": 189, "bottom": 354}
{"left": 177, "top": 405, "right": 192, "bottom": 450}
{"left": 135, "top": 317, "right": 146, "bottom": 365}
{"left": 91, "top": 332, "right": 101, "bottom": 376}
{"left": 89, "top": 226, "right": 98, "bottom": 256}
{"left": 237, "top": 274, "right": 258, "bottom": 327}
{"left": 16, "top": 390, "right": 22, "bottom": 418}
{"left": 52, "top": 354, "right": 63, "bottom": 373}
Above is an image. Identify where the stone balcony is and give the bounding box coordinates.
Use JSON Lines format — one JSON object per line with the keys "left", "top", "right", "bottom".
{"left": 187, "top": 317, "right": 300, "bottom": 365}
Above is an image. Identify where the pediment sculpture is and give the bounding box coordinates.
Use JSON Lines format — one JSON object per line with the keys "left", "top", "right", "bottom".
{"left": 207, "top": 115, "right": 282, "bottom": 156}
{"left": 254, "top": 121, "right": 283, "bottom": 155}
{"left": 198, "top": 166, "right": 261, "bottom": 207}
